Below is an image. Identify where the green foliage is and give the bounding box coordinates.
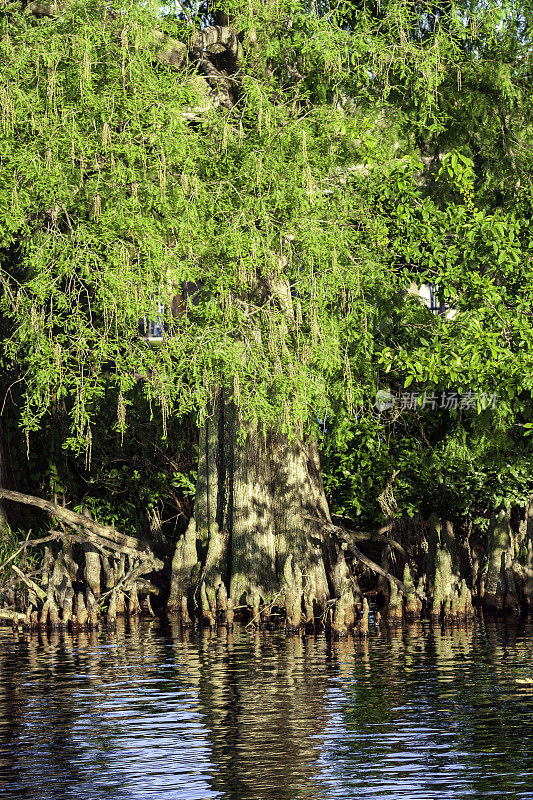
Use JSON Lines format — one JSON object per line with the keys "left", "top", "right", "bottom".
{"left": 0, "top": 0, "right": 386, "bottom": 443}
{"left": 2, "top": 380, "right": 197, "bottom": 543}
{"left": 0, "top": 524, "right": 39, "bottom": 583}
{"left": 1, "top": 0, "right": 533, "bottom": 531}
{"left": 321, "top": 152, "right": 533, "bottom": 523}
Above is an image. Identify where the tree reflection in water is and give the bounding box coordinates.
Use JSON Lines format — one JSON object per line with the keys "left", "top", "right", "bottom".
{"left": 1, "top": 619, "right": 533, "bottom": 800}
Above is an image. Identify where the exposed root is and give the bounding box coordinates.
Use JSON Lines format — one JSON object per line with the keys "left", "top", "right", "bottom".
{"left": 386, "top": 582, "right": 403, "bottom": 625}
{"left": 0, "top": 490, "right": 163, "bottom": 629}
{"left": 358, "top": 597, "right": 370, "bottom": 637}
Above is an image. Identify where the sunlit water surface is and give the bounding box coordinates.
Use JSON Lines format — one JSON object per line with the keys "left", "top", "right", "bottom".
{"left": 1, "top": 618, "right": 533, "bottom": 800}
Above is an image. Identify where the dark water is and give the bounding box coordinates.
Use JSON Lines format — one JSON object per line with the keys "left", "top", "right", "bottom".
{"left": 1, "top": 618, "right": 533, "bottom": 800}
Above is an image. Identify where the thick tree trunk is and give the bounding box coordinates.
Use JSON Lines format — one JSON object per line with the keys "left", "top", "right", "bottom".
{"left": 0, "top": 421, "right": 11, "bottom": 536}
{"left": 483, "top": 511, "right": 519, "bottom": 614}
{"left": 229, "top": 410, "right": 279, "bottom": 610}
{"left": 270, "top": 430, "right": 332, "bottom": 628}
{"left": 522, "top": 497, "right": 533, "bottom": 611}
{"left": 168, "top": 393, "right": 356, "bottom": 631}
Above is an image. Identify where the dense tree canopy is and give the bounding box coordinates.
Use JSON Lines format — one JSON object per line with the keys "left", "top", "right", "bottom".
{"left": 1, "top": 0, "right": 529, "bottom": 445}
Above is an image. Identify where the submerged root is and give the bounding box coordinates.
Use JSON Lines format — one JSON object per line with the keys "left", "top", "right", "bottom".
{"left": 403, "top": 565, "right": 422, "bottom": 621}
{"left": 330, "top": 550, "right": 360, "bottom": 637}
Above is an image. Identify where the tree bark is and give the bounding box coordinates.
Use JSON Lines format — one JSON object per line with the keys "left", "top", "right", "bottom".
{"left": 521, "top": 496, "right": 533, "bottom": 611}
{"left": 0, "top": 421, "right": 11, "bottom": 536}
{"left": 483, "top": 511, "right": 519, "bottom": 614}
{"left": 169, "top": 394, "right": 357, "bottom": 629}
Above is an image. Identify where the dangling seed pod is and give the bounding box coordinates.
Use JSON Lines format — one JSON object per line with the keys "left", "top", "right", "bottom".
{"left": 102, "top": 122, "right": 111, "bottom": 150}
{"left": 93, "top": 192, "right": 101, "bottom": 221}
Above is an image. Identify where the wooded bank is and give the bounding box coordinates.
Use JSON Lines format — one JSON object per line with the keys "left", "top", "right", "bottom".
{"left": 1, "top": 2, "right": 533, "bottom": 637}
{"left": 2, "top": 485, "right": 533, "bottom": 636}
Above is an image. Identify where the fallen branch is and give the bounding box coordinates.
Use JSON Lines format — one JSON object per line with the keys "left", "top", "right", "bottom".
{"left": 0, "top": 609, "right": 26, "bottom": 624}
{"left": 129, "top": 578, "right": 159, "bottom": 595}
{"left": 11, "top": 564, "right": 47, "bottom": 602}
{"left": 348, "top": 542, "right": 406, "bottom": 594}
{"left": 244, "top": 590, "right": 283, "bottom": 631}
{"left": 339, "top": 529, "right": 407, "bottom": 558}
{"left": 0, "top": 489, "right": 163, "bottom": 568}
{"left": 98, "top": 560, "right": 159, "bottom": 604}
{"left": 48, "top": 528, "right": 158, "bottom": 562}
{"left": 306, "top": 517, "right": 407, "bottom": 558}
{"left": 308, "top": 518, "right": 406, "bottom": 593}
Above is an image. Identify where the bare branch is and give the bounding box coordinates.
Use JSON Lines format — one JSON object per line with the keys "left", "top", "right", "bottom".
{"left": 306, "top": 517, "right": 406, "bottom": 593}
{"left": 0, "top": 489, "right": 164, "bottom": 569}
{"left": 11, "top": 564, "right": 47, "bottom": 601}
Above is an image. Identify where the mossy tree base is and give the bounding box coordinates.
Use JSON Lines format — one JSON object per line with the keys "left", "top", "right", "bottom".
{"left": 168, "top": 393, "right": 361, "bottom": 635}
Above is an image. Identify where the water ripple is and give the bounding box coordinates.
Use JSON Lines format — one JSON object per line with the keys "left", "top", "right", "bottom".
{"left": 0, "top": 619, "right": 533, "bottom": 799}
